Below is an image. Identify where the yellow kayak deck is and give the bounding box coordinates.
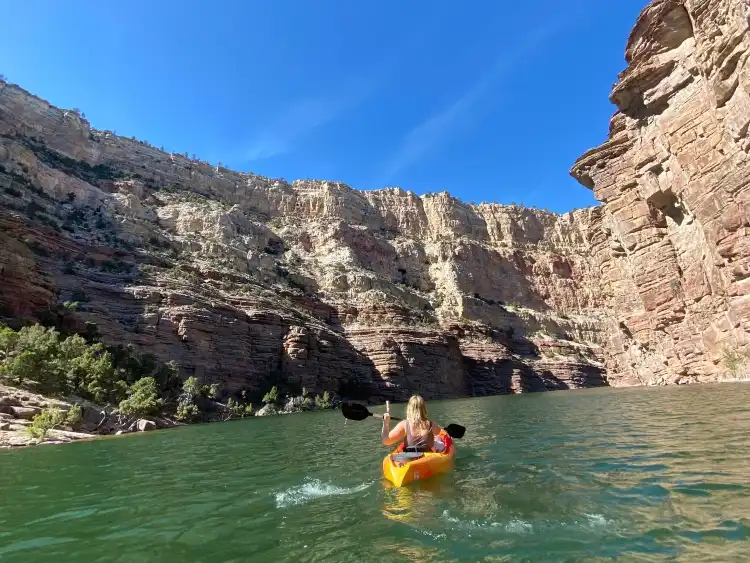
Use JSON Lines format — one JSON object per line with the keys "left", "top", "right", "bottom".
{"left": 382, "top": 430, "right": 456, "bottom": 487}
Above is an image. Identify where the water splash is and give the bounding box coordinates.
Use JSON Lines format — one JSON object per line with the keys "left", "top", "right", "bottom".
{"left": 274, "top": 478, "right": 373, "bottom": 508}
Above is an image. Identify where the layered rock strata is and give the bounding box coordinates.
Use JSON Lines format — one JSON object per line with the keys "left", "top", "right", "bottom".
{"left": 572, "top": 0, "right": 750, "bottom": 385}
{"left": 0, "top": 81, "right": 608, "bottom": 403}
{"left": 4, "top": 0, "right": 748, "bottom": 400}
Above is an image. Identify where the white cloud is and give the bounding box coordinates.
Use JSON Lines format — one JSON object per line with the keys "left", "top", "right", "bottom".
{"left": 378, "top": 24, "right": 558, "bottom": 185}
{"left": 241, "top": 66, "right": 386, "bottom": 162}
{"left": 243, "top": 97, "right": 348, "bottom": 160}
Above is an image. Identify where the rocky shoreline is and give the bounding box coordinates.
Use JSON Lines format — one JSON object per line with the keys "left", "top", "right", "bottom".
{"left": 0, "top": 383, "right": 182, "bottom": 448}
{"left": 1, "top": 384, "right": 97, "bottom": 448}
{"left": 0, "top": 382, "right": 340, "bottom": 449}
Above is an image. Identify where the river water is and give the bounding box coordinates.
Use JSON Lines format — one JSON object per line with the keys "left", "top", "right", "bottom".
{"left": 1, "top": 383, "right": 750, "bottom": 562}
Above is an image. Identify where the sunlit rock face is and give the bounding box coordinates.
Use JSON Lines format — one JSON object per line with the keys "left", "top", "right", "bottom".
{"left": 0, "top": 79, "right": 610, "bottom": 401}
{"left": 571, "top": 0, "right": 750, "bottom": 385}
{"left": 3, "top": 0, "right": 747, "bottom": 401}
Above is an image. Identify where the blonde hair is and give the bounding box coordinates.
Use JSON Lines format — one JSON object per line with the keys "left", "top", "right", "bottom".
{"left": 406, "top": 394, "right": 428, "bottom": 427}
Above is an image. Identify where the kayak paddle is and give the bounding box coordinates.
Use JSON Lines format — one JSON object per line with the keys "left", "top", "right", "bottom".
{"left": 341, "top": 402, "right": 466, "bottom": 439}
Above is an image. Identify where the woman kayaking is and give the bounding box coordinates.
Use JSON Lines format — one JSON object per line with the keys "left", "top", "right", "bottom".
{"left": 381, "top": 394, "right": 445, "bottom": 452}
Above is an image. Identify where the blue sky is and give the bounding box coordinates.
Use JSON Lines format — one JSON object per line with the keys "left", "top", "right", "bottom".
{"left": 0, "top": 0, "right": 645, "bottom": 213}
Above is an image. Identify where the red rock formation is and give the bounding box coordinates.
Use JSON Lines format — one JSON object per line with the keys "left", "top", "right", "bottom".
{"left": 0, "top": 74, "right": 612, "bottom": 402}
{"left": 572, "top": 0, "right": 750, "bottom": 384}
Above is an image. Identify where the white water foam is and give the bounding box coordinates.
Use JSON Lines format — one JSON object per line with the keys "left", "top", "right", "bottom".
{"left": 274, "top": 478, "right": 373, "bottom": 508}
{"left": 441, "top": 510, "right": 533, "bottom": 533}
{"left": 584, "top": 513, "right": 613, "bottom": 527}
{"left": 441, "top": 511, "right": 612, "bottom": 533}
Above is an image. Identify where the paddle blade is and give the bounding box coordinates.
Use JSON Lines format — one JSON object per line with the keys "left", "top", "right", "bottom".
{"left": 341, "top": 402, "right": 372, "bottom": 421}
{"left": 444, "top": 424, "right": 466, "bottom": 439}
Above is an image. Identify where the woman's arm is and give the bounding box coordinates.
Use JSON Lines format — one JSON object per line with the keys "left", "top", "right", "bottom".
{"left": 431, "top": 421, "right": 443, "bottom": 436}
{"left": 381, "top": 416, "right": 406, "bottom": 446}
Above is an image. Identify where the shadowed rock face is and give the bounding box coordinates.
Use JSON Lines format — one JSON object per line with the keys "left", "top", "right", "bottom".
{"left": 0, "top": 80, "right": 608, "bottom": 403}
{"left": 572, "top": 0, "right": 750, "bottom": 385}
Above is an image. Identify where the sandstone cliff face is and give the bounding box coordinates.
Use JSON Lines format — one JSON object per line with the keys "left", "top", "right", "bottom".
{"left": 4, "top": 0, "right": 748, "bottom": 397}
{"left": 572, "top": 0, "right": 750, "bottom": 385}
{"left": 0, "top": 80, "right": 609, "bottom": 403}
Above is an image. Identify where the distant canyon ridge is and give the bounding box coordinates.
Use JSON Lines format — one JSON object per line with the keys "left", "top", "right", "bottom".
{"left": 0, "top": 0, "right": 748, "bottom": 404}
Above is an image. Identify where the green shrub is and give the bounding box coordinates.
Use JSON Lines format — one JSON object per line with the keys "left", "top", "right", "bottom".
{"left": 226, "top": 397, "right": 253, "bottom": 419}
{"left": 0, "top": 324, "right": 59, "bottom": 388}
{"left": 27, "top": 408, "right": 65, "bottom": 441}
{"left": 153, "top": 360, "right": 181, "bottom": 402}
{"left": 0, "top": 325, "right": 19, "bottom": 362}
{"left": 723, "top": 346, "right": 747, "bottom": 377}
{"left": 27, "top": 406, "right": 82, "bottom": 441}
{"left": 83, "top": 321, "right": 100, "bottom": 342}
{"left": 176, "top": 402, "right": 200, "bottom": 422}
{"left": 118, "top": 377, "right": 163, "bottom": 417}
{"left": 201, "top": 383, "right": 219, "bottom": 400}
{"left": 314, "top": 391, "right": 332, "bottom": 409}
{"left": 182, "top": 376, "right": 201, "bottom": 397}
{"left": 100, "top": 259, "right": 132, "bottom": 274}
{"left": 262, "top": 385, "right": 279, "bottom": 405}
{"left": 175, "top": 376, "right": 219, "bottom": 421}
{"left": 66, "top": 404, "right": 82, "bottom": 426}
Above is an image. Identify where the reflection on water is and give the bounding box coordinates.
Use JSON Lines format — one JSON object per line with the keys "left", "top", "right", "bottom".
{"left": 1, "top": 383, "right": 750, "bottom": 561}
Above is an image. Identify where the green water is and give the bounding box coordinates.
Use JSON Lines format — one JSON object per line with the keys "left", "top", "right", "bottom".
{"left": 2, "top": 384, "right": 750, "bottom": 562}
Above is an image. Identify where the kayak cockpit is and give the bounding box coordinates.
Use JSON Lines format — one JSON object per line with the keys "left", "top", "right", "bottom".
{"left": 390, "top": 452, "right": 425, "bottom": 463}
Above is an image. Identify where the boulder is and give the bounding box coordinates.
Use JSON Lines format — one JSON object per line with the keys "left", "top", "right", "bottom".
{"left": 82, "top": 406, "right": 109, "bottom": 428}
{"left": 282, "top": 396, "right": 309, "bottom": 413}
{"left": 11, "top": 406, "right": 41, "bottom": 420}
{"left": 136, "top": 419, "right": 156, "bottom": 432}
{"left": 0, "top": 397, "right": 22, "bottom": 408}
{"left": 255, "top": 404, "right": 278, "bottom": 417}
{"left": 0, "top": 422, "right": 10, "bottom": 431}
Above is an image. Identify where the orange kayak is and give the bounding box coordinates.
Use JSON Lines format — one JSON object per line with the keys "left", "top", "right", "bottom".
{"left": 382, "top": 430, "right": 456, "bottom": 487}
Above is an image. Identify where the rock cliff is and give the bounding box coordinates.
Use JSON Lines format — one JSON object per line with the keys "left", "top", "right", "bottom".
{"left": 0, "top": 81, "right": 608, "bottom": 403}
{"left": 571, "top": 0, "right": 750, "bottom": 384}
{"left": 2, "top": 0, "right": 748, "bottom": 402}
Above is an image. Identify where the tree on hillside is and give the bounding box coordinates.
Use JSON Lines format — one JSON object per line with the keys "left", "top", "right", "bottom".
{"left": 0, "top": 324, "right": 59, "bottom": 388}
{"left": 262, "top": 385, "right": 279, "bottom": 406}
{"left": 0, "top": 325, "right": 19, "bottom": 362}
{"left": 118, "top": 377, "right": 163, "bottom": 417}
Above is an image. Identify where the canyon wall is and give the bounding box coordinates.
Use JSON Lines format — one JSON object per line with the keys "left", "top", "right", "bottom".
{"left": 1, "top": 0, "right": 747, "bottom": 401}
{"left": 572, "top": 0, "right": 750, "bottom": 384}
{"left": 0, "top": 81, "right": 609, "bottom": 404}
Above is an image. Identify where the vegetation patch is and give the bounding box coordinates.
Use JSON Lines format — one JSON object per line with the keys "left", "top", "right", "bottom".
{"left": 0, "top": 324, "right": 181, "bottom": 411}
{"left": 723, "top": 346, "right": 747, "bottom": 377}
{"left": 27, "top": 406, "right": 82, "bottom": 441}
{"left": 24, "top": 138, "right": 121, "bottom": 183}
{"left": 100, "top": 259, "right": 134, "bottom": 274}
